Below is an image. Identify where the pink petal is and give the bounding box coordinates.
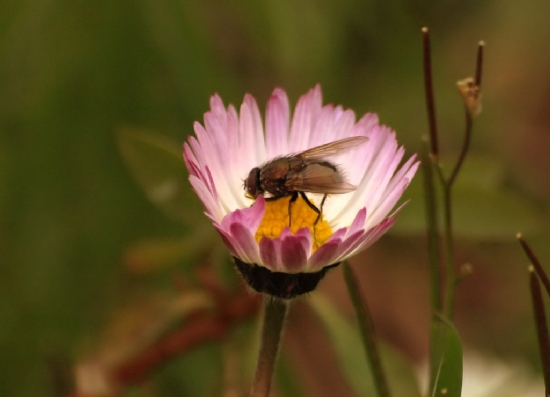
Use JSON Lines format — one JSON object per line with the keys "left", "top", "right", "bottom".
{"left": 229, "top": 222, "right": 261, "bottom": 265}
{"left": 332, "top": 230, "right": 366, "bottom": 262}
{"left": 221, "top": 197, "right": 265, "bottom": 232}
{"left": 279, "top": 227, "right": 293, "bottom": 240}
{"left": 281, "top": 236, "right": 308, "bottom": 273}
{"left": 347, "top": 208, "right": 367, "bottom": 237}
{"left": 328, "top": 227, "right": 347, "bottom": 242}
{"left": 259, "top": 237, "right": 281, "bottom": 270}
{"left": 214, "top": 225, "right": 237, "bottom": 257}
{"left": 308, "top": 240, "right": 341, "bottom": 270}
{"left": 182, "top": 142, "right": 198, "bottom": 177}
{"left": 371, "top": 155, "right": 419, "bottom": 221}
{"left": 189, "top": 175, "right": 222, "bottom": 221}
{"left": 343, "top": 218, "right": 396, "bottom": 259}
{"left": 309, "top": 104, "right": 335, "bottom": 148}
{"left": 209, "top": 94, "right": 226, "bottom": 117}
{"left": 331, "top": 109, "right": 356, "bottom": 142}
{"left": 367, "top": 178, "right": 413, "bottom": 228}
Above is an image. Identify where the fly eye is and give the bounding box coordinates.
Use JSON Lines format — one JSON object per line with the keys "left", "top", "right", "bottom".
{"left": 245, "top": 167, "right": 261, "bottom": 198}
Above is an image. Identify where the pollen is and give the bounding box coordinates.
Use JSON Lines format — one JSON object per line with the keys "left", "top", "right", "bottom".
{"left": 254, "top": 195, "right": 333, "bottom": 250}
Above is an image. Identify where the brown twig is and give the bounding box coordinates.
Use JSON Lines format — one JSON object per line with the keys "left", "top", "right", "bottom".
{"left": 518, "top": 233, "right": 550, "bottom": 297}
{"left": 529, "top": 268, "right": 550, "bottom": 396}
{"left": 113, "top": 291, "right": 261, "bottom": 386}
{"left": 422, "top": 27, "right": 439, "bottom": 158}
{"left": 70, "top": 280, "right": 261, "bottom": 397}
{"left": 475, "top": 41, "right": 484, "bottom": 88}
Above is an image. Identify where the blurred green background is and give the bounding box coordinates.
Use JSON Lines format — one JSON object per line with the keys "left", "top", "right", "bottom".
{"left": 2, "top": 0, "right": 550, "bottom": 396}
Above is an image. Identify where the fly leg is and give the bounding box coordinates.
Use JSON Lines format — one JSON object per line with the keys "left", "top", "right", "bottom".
{"left": 314, "top": 194, "right": 327, "bottom": 226}
{"left": 314, "top": 194, "right": 327, "bottom": 247}
{"left": 298, "top": 192, "right": 327, "bottom": 247}
{"left": 288, "top": 192, "right": 299, "bottom": 228}
{"left": 298, "top": 192, "right": 324, "bottom": 245}
{"left": 299, "top": 191, "right": 321, "bottom": 219}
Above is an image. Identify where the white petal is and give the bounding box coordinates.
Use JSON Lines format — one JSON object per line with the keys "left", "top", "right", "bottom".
{"left": 265, "top": 88, "right": 290, "bottom": 158}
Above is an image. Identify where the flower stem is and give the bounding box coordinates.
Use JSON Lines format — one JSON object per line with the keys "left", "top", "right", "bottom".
{"left": 441, "top": 182, "right": 457, "bottom": 320}
{"left": 422, "top": 140, "right": 446, "bottom": 396}
{"left": 250, "top": 296, "right": 289, "bottom": 397}
{"left": 529, "top": 268, "right": 550, "bottom": 395}
{"left": 442, "top": 87, "right": 474, "bottom": 320}
{"left": 343, "top": 262, "right": 390, "bottom": 397}
{"left": 436, "top": 40, "right": 484, "bottom": 320}
{"left": 421, "top": 139, "right": 442, "bottom": 313}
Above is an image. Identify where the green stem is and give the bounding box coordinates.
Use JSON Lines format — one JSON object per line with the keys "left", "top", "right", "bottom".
{"left": 421, "top": 140, "right": 442, "bottom": 313}
{"left": 422, "top": 141, "right": 444, "bottom": 396}
{"left": 442, "top": 183, "right": 456, "bottom": 320}
{"left": 448, "top": 110, "right": 473, "bottom": 187}
{"left": 250, "top": 296, "right": 289, "bottom": 397}
{"left": 343, "top": 262, "right": 390, "bottom": 397}
{"left": 442, "top": 109, "right": 472, "bottom": 320}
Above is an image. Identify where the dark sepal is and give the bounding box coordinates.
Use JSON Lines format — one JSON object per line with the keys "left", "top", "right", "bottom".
{"left": 233, "top": 257, "right": 340, "bottom": 299}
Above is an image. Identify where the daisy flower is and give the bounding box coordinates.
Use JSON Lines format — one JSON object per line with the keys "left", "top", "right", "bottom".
{"left": 183, "top": 85, "right": 418, "bottom": 298}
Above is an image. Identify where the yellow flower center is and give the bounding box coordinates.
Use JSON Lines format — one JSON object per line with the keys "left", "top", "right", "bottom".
{"left": 254, "top": 195, "right": 333, "bottom": 250}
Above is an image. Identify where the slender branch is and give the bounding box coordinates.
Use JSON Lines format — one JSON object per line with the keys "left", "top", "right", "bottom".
{"left": 442, "top": 183, "right": 456, "bottom": 319}
{"left": 441, "top": 40, "right": 485, "bottom": 317}
{"left": 343, "top": 262, "right": 390, "bottom": 397}
{"left": 115, "top": 314, "right": 226, "bottom": 384}
{"left": 441, "top": 109, "right": 472, "bottom": 318}
{"left": 447, "top": 110, "right": 473, "bottom": 188}
{"left": 449, "top": 40, "right": 484, "bottom": 187}
{"left": 421, "top": 139, "right": 442, "bottom": 312}
{"left": 529, "top": 268, "right": 550, "bottom": 396}
{"left": 475, "top": 41, "right": 485, "bottom": 88}
{"left": 441, "top": 109, "right": 473, "bottom": 318}
{"left": 422, "top": 27, "right": 439, "bottom": 158}
{"left": 250, "top": 297, "right": 289, "bottom": 397}
{"left": 425, "top": 147, "right": 445, "bottom": 396}
{"left": 518, "top": 233, "right": 550, "bottom": 297}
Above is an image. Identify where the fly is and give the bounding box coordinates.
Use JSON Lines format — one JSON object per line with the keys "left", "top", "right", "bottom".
{"left": 243, "top": 136, "right": 369, "bottom": 228}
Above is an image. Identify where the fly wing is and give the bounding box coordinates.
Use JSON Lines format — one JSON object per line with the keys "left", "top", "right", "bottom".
{"left": 297, "top": 136, "right": 369, "bottom": 159}
{"left": 286, "top": 163, "right": 356, "bottom": 194}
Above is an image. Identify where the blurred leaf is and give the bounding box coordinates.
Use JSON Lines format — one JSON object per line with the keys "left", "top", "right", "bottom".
{"left": 139, "top": 0, "right": 240, "bottom": 112}
{"left": 218, "top": 321, "right": 258, "bottom": 396}
{"left": 275, "top": 352, "right": 307, "bottom": 397}
{"left": 94, "top": 292, "right": 213, "bottom": 363}
{"left": 394, "top": 155, "right": 545, "bottom": 239}
{"left": 452, "top": 155, "right": 507, "bottom": 189}
{"left": 117, "top": 126, "right": 203, "bottom": 225}
{"left": 429, "top": 315, "right": 463, "bottom": 397}
{"left": 75, "top": 292, "right": 214, "bottom": 396}
{"left": 152, "top": 343, "right": 224, "bottom": 397}
{"left": 451, "top": 187, "right": 543, "bottom": 238}
{"left": 308, "top": 293, "right": 421, "bottom": 397}
{"left": 266, "top": 0, "right": 340, "bottom": 88}
{"left": 122, "top": 224, "right": 216, "bottom": 275}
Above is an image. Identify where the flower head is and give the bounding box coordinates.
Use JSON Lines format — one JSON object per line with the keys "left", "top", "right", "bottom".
{"left": 184, "top": 85, "right": 419, "bottom": 298}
